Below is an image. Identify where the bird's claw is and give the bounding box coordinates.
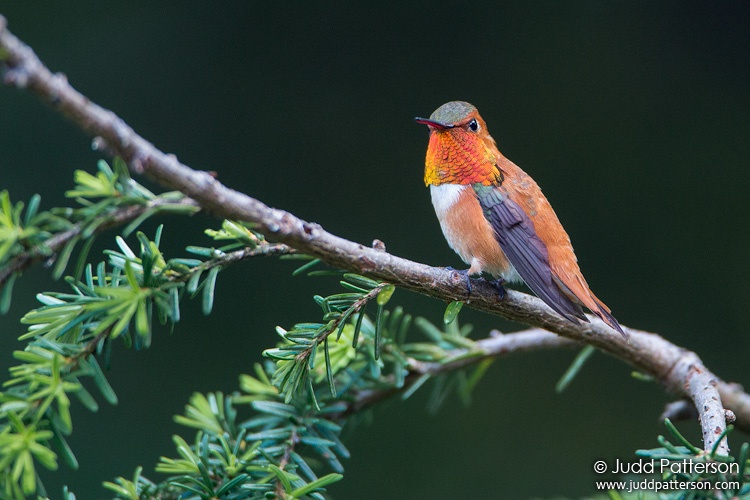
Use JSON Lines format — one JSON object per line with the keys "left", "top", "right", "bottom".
{"left": 487, "top": 278, "right": 506, "bottom": 299}
{"left": 446, "top": 266, "right": 473, "bottom": 297}
{"left": 446, "top": 268, "right": 506, "bottom": 300}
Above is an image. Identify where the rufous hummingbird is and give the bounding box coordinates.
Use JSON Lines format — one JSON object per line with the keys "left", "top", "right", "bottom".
{"left": 416, "top": 101, "right": 625, "bottom": 338}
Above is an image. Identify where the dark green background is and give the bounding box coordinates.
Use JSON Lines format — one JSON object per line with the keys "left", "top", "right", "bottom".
{"left": 1, "top": 2, "right": 749, "bottom": 498}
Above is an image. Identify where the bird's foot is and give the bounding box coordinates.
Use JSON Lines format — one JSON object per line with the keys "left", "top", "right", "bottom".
{"left": 446, "top": 266, "right": 473, "bottom": 297}
{"left": 486, "top": 277, "right": 506, "bottom": 299}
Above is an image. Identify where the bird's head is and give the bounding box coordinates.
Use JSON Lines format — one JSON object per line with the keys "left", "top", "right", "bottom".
{"left": 416, "top": 101, "right": 502, "bottom": 186}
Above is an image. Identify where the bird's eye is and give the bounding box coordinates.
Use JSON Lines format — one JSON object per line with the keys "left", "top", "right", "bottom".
{"left": 467, "top": 119, "right": 479, "bottom": 132}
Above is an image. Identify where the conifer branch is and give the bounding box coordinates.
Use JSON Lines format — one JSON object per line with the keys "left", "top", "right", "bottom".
{"left": 275, "top": 426, "right": 301, "bottom": 498}
{"left": 66, "top": 324, "right": 113, "bottom": 371}
{"left": 0, "top": 16, "right": 746, "bottom": 455}
{"left": 172, "top": 242, "right": 295, "bottom": 284}
{"left": 0, "top": 197, "right": 199, "bottom": 289}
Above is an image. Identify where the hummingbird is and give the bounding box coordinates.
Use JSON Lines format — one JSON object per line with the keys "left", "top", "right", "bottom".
{"left": 415, "top": 101, "right": 625, "bottom": 338}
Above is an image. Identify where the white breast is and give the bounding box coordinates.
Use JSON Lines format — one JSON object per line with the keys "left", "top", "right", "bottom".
{"left": 430, "top": 183, "right": 465, "bottom": 218}
{"left": 430, "top": 183, "right": 476, "bottom": 268}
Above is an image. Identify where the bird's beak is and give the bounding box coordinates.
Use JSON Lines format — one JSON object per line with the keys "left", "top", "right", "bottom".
{"left": 414, "top": 117, "right": 454, "bottom": 130}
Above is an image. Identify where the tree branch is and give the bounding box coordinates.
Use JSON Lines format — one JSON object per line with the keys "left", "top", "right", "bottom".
{"left": 1, "top": 17, "right": 746, "bottom": 454}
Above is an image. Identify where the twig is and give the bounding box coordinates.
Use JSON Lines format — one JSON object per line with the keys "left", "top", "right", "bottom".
{"left": 682, "top": 358, "right": 730, "bottom": 455}
{"left": 0, "top": 196, "right": 199, "bottom": 289}
{"left": 1, "top": 17, "right": 746, "bottom": 453}
{"left": 413, "top": 327, "right": 577, "bottom": 375}
{"left": 66, "top": 324, "right": 114, "bottom": 371}
{"left": 340, "top": 328, "right": 577, "bottom": 417}
{"left": 276, "top": 426, "right": 300, "bottom": 498}
{"left": 661, "top": 400, "right": 698, "bottom": 423}
{"left": 172, "top": 242, "right": 295, "bottom": 283}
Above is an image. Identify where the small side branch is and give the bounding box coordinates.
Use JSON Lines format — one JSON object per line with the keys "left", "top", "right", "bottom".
{"left": 0, "top": 196, "right": 199, "bottom": 289}
{"left": 408, "top": 327, "right": 577, "bottom": 376}
{"left": 682, "top": 357, "right": 730, "bottom": 455}
{"left": 341, "top": 328, "right": 576, "bottom": 417}
{"left": 173, "top": 242, "right": 295, "bottom": 284}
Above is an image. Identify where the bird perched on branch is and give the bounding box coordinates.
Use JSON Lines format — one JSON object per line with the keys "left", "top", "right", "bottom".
{"left": 416, "top": 101, "right": 625, "bottom": 338}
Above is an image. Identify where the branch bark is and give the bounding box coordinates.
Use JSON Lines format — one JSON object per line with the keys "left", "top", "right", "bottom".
{"left": 1, "top": 16, "right": 746, "bottom": 454}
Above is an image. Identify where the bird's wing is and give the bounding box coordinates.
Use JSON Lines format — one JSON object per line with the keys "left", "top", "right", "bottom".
{"left": 473, "top": 183, "right": 588, "bottom": 323}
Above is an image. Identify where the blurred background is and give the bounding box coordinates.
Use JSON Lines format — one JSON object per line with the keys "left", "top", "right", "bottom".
{"left": 1, "top": 2, "right": 749, "bottom": 498}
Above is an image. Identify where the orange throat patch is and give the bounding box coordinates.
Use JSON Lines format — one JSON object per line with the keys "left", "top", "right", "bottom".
{"left": 423, "top": 131, "right": 501, "bottom": 186}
